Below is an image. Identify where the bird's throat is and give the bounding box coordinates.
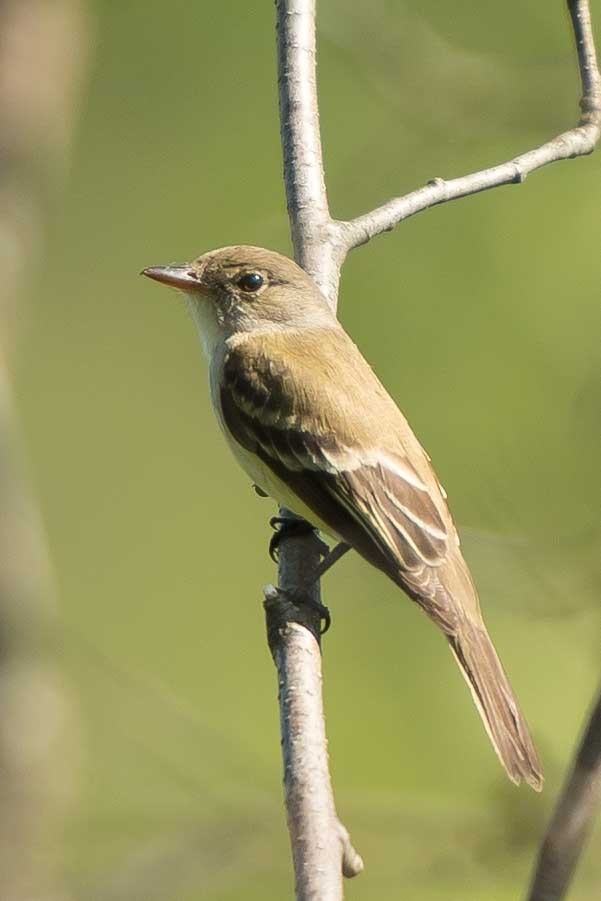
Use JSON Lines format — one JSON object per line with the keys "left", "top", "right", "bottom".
{"left": 185, "top": 294, "right": 224, "bottom": 360}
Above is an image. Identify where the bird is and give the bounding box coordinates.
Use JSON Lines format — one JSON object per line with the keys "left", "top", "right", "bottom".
{"left": 142, "top": 244, "right": 543, "bottom": 790}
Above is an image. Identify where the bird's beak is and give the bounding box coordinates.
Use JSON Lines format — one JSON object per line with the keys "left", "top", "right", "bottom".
{"left": 141, "top": 264, "right": 207, "bottom": 293}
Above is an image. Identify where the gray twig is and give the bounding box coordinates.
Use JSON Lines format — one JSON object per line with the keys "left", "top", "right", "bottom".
{"left": 264, "top": 588, "right": 363, "bottom": 900}
{"left": 336, "top": 0, "right": 601, "bottom": 252}
{"left": 269, "top": 0, "right": 365, "bottom": 894}
{"left": 526, "top": 685, "right": 601, "bottom": 901}
{"left": 267, "top": 1, "right": 600, "bottom": 898}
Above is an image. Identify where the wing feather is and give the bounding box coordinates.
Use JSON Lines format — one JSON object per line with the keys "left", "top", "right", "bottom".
{"left": 220, "top": 344, "right": 449, "bottom": 575}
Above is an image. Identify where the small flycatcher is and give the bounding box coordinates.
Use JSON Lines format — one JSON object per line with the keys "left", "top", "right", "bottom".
{"left": 143, "top": 245, "right": 542, "bottom": 790}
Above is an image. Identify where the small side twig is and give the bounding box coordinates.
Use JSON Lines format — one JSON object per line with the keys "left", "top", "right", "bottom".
{"left": 526, "top": 685, "right": 601, "bottom": 901}
{"left": 335, "top": 0, "right": 601, "bottom": 251}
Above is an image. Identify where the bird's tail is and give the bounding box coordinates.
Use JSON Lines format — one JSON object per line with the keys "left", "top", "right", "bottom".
{"left": 448, "top": 618, "right": 543, "bottom": 791}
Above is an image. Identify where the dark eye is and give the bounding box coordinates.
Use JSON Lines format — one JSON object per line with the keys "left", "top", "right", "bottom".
{"left": 237, "top": 272, "right": 264, "bottom": 293}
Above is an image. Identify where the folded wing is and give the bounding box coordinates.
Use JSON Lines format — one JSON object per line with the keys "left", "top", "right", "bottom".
{"left": 220, "top": 336, "right": 450, "bottom": 581}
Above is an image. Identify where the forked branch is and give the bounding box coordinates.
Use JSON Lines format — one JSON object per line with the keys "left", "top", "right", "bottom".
{"left": 337, "top": 0, "right": 601, "bottom": 251}
{"left": 267, "top": 1, "right": 600, "bottom": 898}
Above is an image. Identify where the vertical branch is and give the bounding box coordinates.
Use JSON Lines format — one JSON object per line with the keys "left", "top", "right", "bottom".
{"left": 569, "top": 0, "right": 601, "bottom": 117}
{"left": 267, "top": 1, "right": 363, "bottom": 898}
{"left": 276, "top": 1, "right": 328, "bottom": 245}
{"left": 0, "top": 1, "right": 90, "bottom": 897}
{"left": 265, "top": 588, "right": 362, "bottom": 901}
{"left": 276, "top": 0, "right": 344, "bottom": 303}
{"left": 526, "top": 686, "right": 601, "bottom": 901}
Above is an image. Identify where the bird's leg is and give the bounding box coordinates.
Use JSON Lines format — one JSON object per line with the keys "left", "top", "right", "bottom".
{"left": 269, "top": 515, "right": 349, "bottom": 633}
{"left": 269, "top": 515, "right": 329, "bottom": 562}
{"left": 300, "top": 541, "right": 351, "bottom": 588}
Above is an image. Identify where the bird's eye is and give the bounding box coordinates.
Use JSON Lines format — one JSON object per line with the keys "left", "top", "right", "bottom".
{"left": 237, "top": 272, "right": 264, "bottom": 293}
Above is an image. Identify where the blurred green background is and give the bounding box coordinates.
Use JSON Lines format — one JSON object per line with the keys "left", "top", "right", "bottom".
{"left": 12, "top": 0, "right": 601, "bottom": 898}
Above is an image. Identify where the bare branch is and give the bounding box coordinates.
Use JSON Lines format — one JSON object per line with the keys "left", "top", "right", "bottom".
{"left": 268, "top": 1, "right": 600, "bottom": 898}
{"left": 277, "top": 0, "right": 343, "bottom": 304}
{"left": 277, "top": 3, "right": 328, "bottom": 248}
{"left": 264, "top": 589, "right": 363, "bottom": 900}
{"left": 526, "top": 684, "right": 601, "bottom": 901}
{"left": 263, "top": 521, "right": 364, "bottom": 897}
{"left": 269, "top": 0, "right": 364, "bottom": 895}
{"left": 335, "top": 0, "right": 601, "bottom": 252}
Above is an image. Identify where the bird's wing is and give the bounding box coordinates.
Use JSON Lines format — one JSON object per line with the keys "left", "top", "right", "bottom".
{"left": 220, "top": 330, "right": 452, "bottom": 580}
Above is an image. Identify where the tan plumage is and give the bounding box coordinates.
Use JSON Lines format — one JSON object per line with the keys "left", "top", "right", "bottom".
{"left": 143, "top": 245, "right": 543, "bottom": 791}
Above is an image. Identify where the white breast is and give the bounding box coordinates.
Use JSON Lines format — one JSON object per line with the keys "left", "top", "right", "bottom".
{"left": 186, "top": 294, "right": 338, "bottom": 538}
{"left": 223, "top": 430, "right": 339, "bottom": 539}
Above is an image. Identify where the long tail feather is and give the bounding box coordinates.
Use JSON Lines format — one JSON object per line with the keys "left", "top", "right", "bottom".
{"left": 448, "top": 619, "right": 543, "bottom": 791}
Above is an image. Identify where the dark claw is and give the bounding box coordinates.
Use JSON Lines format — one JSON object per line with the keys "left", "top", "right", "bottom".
{"left": 287, "top": 588, "right": 332, "bottom": 634}
{"left": 268, "top": 517, "right": 286, "bottom": 562}
{"left": 269, "top": 516, "right": 319, "bottom": 563}
{"left": 268, "top": 531, "right": 280, "bottom": 563}
{"left": 319, "top": 603, "right": 331, "bottom": 634}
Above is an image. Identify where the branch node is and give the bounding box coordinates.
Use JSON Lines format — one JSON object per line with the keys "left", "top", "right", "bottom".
{"left": 579, "top": 93, "right": 601, "bottom": 118}
{"left": 512, "top": 163, "right": 526, "bottom": 184}
{"left": 426, "top": 176, "right": 448, "bottom": 201}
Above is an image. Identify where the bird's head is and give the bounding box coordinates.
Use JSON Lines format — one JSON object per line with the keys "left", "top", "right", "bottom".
{"left": 142, "top": 245, "right": 335, "bottom": 347}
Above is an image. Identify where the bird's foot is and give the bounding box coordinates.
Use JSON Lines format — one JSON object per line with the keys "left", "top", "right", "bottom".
{"left": 267, "top": 530, "right": 350, "bottom": 634}
{"left": 269, "top": 584, "right": 331, "bottom": 634}
{"left": 292, "top": 592, "right": 331, "bottom": 634}
{"left": 269, "top": 515, "right": 329, "bottom": 562}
